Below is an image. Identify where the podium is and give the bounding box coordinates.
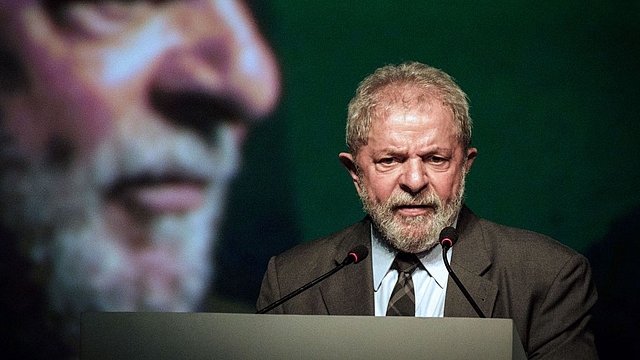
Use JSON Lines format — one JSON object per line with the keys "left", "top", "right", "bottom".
{"left": 80, "top": 312, "right": 527, "bottom": 359}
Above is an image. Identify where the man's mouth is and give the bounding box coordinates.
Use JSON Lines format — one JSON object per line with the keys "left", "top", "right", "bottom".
{"left": 106, "top": 175, "right": 209, "bottom": 215}
{"left": 394, "top": 204, "right": 435, "bottom": 217}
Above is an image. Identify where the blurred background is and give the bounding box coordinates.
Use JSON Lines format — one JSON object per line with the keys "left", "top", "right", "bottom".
{"left": 1, "top": 0, "right": 637, "bottom": 358}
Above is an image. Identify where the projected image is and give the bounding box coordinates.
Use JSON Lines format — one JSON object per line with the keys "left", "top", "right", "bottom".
{"left": 0, "top": 0, "right": 289, "bottom": 357}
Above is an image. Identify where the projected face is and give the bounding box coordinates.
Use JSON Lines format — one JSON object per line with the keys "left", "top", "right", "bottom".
{"left": 0, "top": 0, "right": 280, "bottom": 319}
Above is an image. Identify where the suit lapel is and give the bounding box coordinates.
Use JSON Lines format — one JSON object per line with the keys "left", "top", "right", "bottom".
{"left": 444, "top": 206, "right": 498, "bottom": 318}
{"left": 319, "top": 218, "right": 374, "bottom": 315}
{"left": 314, "top": 209, "right": 498, "bottom": 317}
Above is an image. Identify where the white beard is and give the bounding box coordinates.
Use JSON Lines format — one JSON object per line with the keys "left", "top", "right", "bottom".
{"left": 46, "top": 194, "right": 217, "bottom": 315}
{"left": 358, "top": 170, "right": 466, "bottom": 254}
{"left": 0, "top": 123, "right": 240, "bottom": 318}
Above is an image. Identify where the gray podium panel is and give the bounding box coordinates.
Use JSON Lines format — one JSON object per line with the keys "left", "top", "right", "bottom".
{"left": 81, "top": 312, "right": 527, "bottom": 360}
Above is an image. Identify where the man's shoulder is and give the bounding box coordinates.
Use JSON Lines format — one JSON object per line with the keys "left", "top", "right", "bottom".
{"left": 460, "top": 206, "right": 581, "bottom": 258}
{"left": 482, "top": 217, "right": 575, "bottom": 254}
{"left": 272, "top": 217, "right": 371, "bottom": 264}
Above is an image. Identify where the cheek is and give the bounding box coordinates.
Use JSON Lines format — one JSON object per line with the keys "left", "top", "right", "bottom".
{"left": 26, "top": 48, "right": 146, "bottom": 159}
{"left": 363, "top": 173, "right": 397, "bottom": 203}
{"left": 2, "top": 80, "right": 117, "bottom": 163}
{"left": 2, "top": 97, "right": 46, "bottom": 157}
{"left": 431, "top": 172, "right": 462, "bottom": 201}
{"left": 57, "top": 79, "right": 118, "bottom": 155}
{"left": 5, "top": 11, "right": 154, "bottom": 161}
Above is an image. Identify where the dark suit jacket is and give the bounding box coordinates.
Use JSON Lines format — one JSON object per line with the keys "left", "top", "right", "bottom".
{"left": 257, "top": 206, "right": 598, "bottom": 359}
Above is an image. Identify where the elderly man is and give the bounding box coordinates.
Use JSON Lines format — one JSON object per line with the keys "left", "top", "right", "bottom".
{"left": 0, "top": 0, "right": 280, "bottom": 357}
{"left": 258, "top": 62, "right": 598, "bottom": 359}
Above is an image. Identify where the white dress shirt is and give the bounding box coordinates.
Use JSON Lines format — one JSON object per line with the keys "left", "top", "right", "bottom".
{"left": 371, "top": 228, "right": 452, "bottom": 317}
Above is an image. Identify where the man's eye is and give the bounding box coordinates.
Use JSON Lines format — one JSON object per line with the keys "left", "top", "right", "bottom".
{"left": 429, "top": 156, "right": 447, "bottom": 164}
{"left": 379, "top": 158, "right": 395, "bottom": 165}
{"left": 55, "top": 1, "right": 154, "bottom": 37}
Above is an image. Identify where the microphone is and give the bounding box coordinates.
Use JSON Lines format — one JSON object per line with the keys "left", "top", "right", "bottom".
{"left": 257, "top": 245, "right": 369, "bottom": 314}
{"left": 439, "top": 226, "right": 458, "bottom": 249}
{"left": 439, "top": 227, "right": 486, "bottom": 318}
{"left": 341, "top": 245, "right": 369, "bottom": 265}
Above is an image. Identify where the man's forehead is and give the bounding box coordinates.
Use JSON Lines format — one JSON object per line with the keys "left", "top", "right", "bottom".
{"left": 371, "top": 86, "right": 450, "bottom": 124}
{"left": 374, "top": 83, "right": 441, "bottom": 106}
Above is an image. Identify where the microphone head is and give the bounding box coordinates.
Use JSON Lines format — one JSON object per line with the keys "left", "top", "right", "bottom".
{"left": 439, "top": 226, "right": 459, "bottom": 249}
{"left": 344, "top": 245, "right": 369, "bottom": 265}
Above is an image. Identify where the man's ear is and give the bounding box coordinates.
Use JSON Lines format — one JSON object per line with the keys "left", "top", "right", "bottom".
{"left": 465, "top": 147, "right": 478, "bottom": 174}
{"left": 339, "top": 152, "right": 362, "bottom": 194}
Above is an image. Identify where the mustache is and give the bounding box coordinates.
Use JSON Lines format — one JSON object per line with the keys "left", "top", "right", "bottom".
{"left": 92, "top": 124, "right": 241, "bottom": 192}
{"left": 385, "top": 191, "right": 442, "bottom": 210}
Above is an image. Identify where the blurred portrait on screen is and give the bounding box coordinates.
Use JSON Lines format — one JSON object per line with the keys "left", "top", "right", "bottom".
{"left": 0, "top": 0, "right": 280, "bottom": 356}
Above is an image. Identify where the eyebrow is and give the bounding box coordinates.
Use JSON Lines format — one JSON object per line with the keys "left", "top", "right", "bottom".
{"left": 376, "top": 146, "right": 454, "bottom": 157}
{"left": 431, "top": 147, "right": 454, "bottom": 156}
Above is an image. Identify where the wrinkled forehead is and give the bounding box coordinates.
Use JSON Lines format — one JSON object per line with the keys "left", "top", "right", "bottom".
{"left": 370, "top": 83, "right": 449, "bottom": 120}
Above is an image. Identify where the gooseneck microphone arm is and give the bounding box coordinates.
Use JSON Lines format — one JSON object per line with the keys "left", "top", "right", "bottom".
{"left": 439, "top": 227, "right": 486, "bottom": 318}
{"left": 257, "top": 245, "right": 369, "bottom": 314}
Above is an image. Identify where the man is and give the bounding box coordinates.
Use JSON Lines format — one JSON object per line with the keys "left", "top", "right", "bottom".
{"left": 258, "top": 61, "right": 598, "bottom": 358}
{"left": 0, "top": 0, "right": 280, "bottom": 357}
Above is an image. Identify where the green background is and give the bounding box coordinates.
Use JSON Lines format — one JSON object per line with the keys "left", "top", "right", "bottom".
{"left": 219, "top": 0, "right": 639, "bottom": 303}
{"left": 270, "top": 0, "right": 639, "bottom": 251}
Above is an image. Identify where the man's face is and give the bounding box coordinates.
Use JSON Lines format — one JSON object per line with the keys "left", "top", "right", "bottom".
{"left": 340, "top": 86, "right": 476, "bottom": 253}
{"left": 0, "top": 0, "right": 279, "bottom": 314}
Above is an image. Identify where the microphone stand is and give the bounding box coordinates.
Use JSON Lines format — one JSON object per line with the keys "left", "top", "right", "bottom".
{"left": 257, "top": 262, "right": 349, "bottom": 314}
{"left": 442, "top": 245, "right": 486, "bottom": 318}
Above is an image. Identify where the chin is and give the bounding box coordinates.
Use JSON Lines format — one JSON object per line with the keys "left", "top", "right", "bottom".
{"left": 387, "top": 224, "right": 439, "bottom": 254}
{"left": 53, "top": 175, "right": 236, "bottom": 312}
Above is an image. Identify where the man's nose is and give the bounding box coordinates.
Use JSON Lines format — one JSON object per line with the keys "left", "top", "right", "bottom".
{"left": 399, "top": 159, "right": 429, "bottom": 195}
{"left": 150, "top": 0, "right": 281, "bottom": 135}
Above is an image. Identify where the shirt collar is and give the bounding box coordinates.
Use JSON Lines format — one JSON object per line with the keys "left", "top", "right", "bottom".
{"left": 371, "top": 219, "right": 457, "bottom": 292}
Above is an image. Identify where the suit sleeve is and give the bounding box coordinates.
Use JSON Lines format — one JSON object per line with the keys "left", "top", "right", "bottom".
{"left": 527, "top": 253, "right": 598, "bottom": 359}
{"left": 256, "top": 256, "right": 284, "bottom": 313}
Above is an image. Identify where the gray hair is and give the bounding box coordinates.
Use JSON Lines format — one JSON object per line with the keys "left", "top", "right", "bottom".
{"left": 345, "top": 61, "right": 472, "bottom": 157}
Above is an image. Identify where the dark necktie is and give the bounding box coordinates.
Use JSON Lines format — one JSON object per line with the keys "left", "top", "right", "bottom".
{"left": 386, "top": 252, "right": 421, "bottom": 316}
